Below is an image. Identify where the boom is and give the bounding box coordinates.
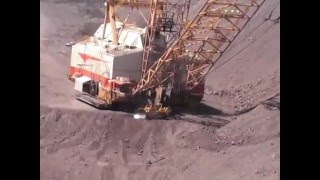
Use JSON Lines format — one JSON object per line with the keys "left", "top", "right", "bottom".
{"left": 134, "top": 0, "right": 266, "bottom": 94}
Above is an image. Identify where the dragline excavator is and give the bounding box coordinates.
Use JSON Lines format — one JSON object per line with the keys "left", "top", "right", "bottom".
{"left": 67, "top": 0, "right": 265, "bottom": 119}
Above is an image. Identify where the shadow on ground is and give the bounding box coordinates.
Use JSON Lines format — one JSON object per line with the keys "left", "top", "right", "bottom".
{"left": 109, "top": 101, "right": 225, "bottom": 116}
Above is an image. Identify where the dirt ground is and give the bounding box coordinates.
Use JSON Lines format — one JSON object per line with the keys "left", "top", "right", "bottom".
{"left": 40, "top": 0, "right": 280, "bottom": 179}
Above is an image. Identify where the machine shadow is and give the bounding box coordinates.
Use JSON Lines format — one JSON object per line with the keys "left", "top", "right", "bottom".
{"left": 110, "top": 101, "right": 227, "bottom": 119}
{"left": 171, "top": 103, "right": 225, "bottom": 116}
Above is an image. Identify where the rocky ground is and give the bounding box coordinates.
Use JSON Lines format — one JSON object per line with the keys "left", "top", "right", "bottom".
{"left": 40, "top": 0, "right": 280, "bottom": 179}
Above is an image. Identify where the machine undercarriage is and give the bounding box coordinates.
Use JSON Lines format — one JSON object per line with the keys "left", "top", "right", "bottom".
{"left": 72, "top": 75, "right": 203, "bottom": 119}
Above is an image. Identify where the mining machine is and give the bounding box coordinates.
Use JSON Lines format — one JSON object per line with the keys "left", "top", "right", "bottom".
{"left": 67, "top": 0, "right": 265, "bottom": 119}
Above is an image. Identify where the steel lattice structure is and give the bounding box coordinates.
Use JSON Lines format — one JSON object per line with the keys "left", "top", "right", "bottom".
{"left": 141, "top": 0, "right": 191, "bottom": 81}
{"left": 134, "top": 0, "right": 266, "bottom": 94}
{"left": 104, "top": 0, "right": 191, "bottom": 82}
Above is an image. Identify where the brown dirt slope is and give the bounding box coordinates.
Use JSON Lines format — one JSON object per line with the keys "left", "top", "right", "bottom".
{"left": 40, "top": 104, "right": 279, "bottom": 180}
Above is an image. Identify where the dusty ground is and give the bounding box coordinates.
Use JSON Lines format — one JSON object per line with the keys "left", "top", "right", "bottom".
{"left": 40, "top": 0, "right": 280, "bottom": 179}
